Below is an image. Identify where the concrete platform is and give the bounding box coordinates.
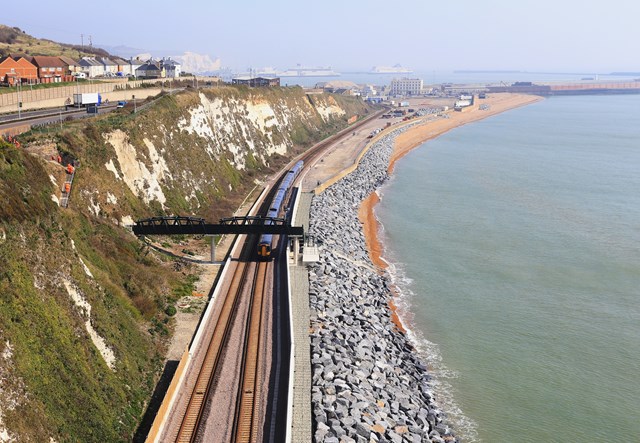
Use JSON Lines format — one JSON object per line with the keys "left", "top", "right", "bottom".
{"left": 287, "top": 191, "right": 314, "bottom": 442}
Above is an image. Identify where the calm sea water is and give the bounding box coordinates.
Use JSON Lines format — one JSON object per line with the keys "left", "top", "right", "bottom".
{"left": 376, "top": 95, "right": 640, "bottom": 442}
{"left": 276, "top": 71, "right": 639, "bottom": 88}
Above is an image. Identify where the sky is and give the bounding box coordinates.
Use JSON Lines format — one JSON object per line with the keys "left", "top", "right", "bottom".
{"left": 3, "top": 0, "right": 639, "bottom": 73}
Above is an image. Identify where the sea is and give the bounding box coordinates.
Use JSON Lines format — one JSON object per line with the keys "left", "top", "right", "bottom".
{"left": 269, "top": 71, "right": 639, "bottom": 88}
{"left": 374, "top": 95, "right": 640, "bottom": 442}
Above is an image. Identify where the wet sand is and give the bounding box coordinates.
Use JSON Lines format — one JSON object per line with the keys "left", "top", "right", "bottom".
{"left": 358, "top": 93, "right": 543, "bottom": 331}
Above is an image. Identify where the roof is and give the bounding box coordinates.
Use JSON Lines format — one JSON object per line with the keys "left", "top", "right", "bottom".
{"left": 58, "top": 56, "right": 78, "bottom": 65}
{"left": 14, "top": 57, "right": 36, "bottom": 68}
{"left": 161, "top": 58, "right": 181, "bottom": 67}
{"left": 138, "top": 63, "right": 161, "bottom": 71}
{"left": 30, "top": 56, "right": 67, "bottom": 68}
{"left": 110, "top": 57, "right": 128, "bottom": 65}
{"left": 79, "top": 57, "right": 103, "bottom": 67}
{"left": 100, "top": 57, "right": 118, "bottom": 66}
{"left": 9, "top": 53, "right": 33, "bottom": 63}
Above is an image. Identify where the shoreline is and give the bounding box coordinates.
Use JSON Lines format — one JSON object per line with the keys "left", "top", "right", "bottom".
{"left": 308, "top": 129, "right": 457, "bottom": 442}
{"left": 360, "top": 94, "right": 543, "bottom": 333}
{"left": 306, "top": 94, "right": 542, "bottom": 442}
{"left": 388, "top": 93, "right": 544, "bottom": 173}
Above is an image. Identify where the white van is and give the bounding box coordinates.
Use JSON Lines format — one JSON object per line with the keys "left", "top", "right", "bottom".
{"left": 73, "top": 72, "right": 87, "bottom": 79}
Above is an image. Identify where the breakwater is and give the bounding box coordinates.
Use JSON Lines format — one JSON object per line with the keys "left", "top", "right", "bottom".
{"left": 307, "top": 128, "right": 457, "bottom": 443}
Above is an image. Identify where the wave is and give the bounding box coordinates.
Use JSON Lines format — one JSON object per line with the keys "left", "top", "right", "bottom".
{"left": 375, "top": 193, "right": 480, "bottom": 441}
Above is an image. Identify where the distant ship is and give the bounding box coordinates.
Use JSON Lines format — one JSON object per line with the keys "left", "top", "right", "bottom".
{"left": 369, "top": 64, "right": 413, "bottom": 74}
{"left": 254, "top": 67, "right": 279, "bottom": 77}
{"left": 278, "top": 65, "right": 340, "bottom": 77}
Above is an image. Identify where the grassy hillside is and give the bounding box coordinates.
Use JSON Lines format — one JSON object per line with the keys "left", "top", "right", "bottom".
{"left": 0, "top": 139, "right": 187, "bottom": 441}
{"left": 0, "top": 24, "right": 109, "bottom": 59}
{"left": 0, "top": 86, "right": 375, "bottom": 441}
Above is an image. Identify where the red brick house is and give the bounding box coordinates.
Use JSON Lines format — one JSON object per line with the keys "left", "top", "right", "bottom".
{"left": 0, "top": 56, "right": 38, "bottom": 85}
{"left": 0, "top": 56, "right": 21, "bottom": 85}
{"left": 15, "top": 57, "right": 38, "bottom": 82}
{"left": 30, "top": 56, "right": 71, "bottom": 83}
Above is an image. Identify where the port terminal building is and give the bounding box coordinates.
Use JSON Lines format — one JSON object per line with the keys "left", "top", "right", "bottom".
{"left": 389, "top": 77, "right": 424, "bottom": 96}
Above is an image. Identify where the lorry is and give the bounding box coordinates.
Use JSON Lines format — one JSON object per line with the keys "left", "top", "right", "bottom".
{"left": 73, "top": 93, "right": 101, "bottom": 107}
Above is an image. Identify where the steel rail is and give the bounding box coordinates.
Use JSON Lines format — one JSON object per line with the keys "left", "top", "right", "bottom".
{"left": 232, "top": 262, "right": 268, "bottom": 443}
{"left": 175, "top": 260, "right": 250, "bottom": 442}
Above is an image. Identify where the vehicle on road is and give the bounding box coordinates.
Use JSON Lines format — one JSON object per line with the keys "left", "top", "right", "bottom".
{"left": 73, "top": 93, "right": 101, "bottom": 107}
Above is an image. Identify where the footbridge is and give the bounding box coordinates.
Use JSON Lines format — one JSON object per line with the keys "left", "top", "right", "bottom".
{"left": 133, "top": 215, "right": 304, "bottom": 263}
{"left": 133, "top": 215, "right": 304, "bottom": 236}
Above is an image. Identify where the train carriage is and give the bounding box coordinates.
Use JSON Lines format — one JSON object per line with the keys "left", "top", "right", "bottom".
{"left": 257, "top": 161, "right": 303, "bottom": 258}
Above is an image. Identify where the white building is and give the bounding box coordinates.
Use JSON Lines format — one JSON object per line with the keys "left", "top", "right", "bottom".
{"left": 128, "top": 58, "right": 143, "bottom": 77}
{"left": 78, "top": 57, "right": 104, "bottom": 78}
{"left": 361, "top": 84, "right": 378, "bottom": 96}
{"left": 161, "top": 58, "right": 182, "bottom": 78}
{"left": 100, "top": 57, "right": 118, "bottom": 75}
{"left": 389, "top": 77, "right": 423, "bottom": 96}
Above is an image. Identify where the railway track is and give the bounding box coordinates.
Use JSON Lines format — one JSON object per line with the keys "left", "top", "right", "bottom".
{"left": 167, "top": 108, "right": 385, "bottom": 442}
{"left": 175, "top": 260, "right": 251, "bottom": 442}
{"left": 233, "top": 261, "right": 268, "bottom": 442}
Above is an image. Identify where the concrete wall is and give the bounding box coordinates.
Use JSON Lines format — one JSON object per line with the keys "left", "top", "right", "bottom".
{"left": 0, "top": 76, "right": 213, "bottom": 113}
{"left": 0, "top": 84, "right": 164, "bottom": 113}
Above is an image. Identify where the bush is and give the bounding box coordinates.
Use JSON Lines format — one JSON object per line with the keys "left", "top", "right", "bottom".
{"left": 165, "top": 305, "right": 176, "bottom": 316}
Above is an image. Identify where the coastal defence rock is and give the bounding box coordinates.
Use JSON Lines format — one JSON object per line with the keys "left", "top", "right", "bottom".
{"left": 308, "top": 128, "right": 458, "bottom": 443}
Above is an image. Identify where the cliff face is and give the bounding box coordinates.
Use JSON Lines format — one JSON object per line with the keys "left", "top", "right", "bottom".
{"left": 73, "top": 87, "right": 369, "bottom": 222}
{"left": 0, "top": 87, "right": 374, "bottom": 441}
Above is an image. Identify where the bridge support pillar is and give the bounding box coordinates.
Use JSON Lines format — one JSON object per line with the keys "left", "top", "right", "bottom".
{"left": 293, "top": 237, "right": 300, "bottom": 264}
{"left": 210, "top": 235, "right": 216, "bottom": 263}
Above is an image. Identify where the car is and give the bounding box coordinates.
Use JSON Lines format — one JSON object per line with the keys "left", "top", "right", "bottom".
{"left": 116, "top": 101, "right": 127, "bottom": 108}
{"left": 72, "top": 72, "right": 87, "bottom": 79}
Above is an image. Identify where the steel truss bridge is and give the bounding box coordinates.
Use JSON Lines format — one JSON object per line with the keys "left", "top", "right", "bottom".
{"left": 132, "top": 216, "right": 304, "bottom": 236}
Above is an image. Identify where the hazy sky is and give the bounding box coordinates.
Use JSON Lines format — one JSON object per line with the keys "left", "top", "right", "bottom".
{"left": 3, "top": 0, "right": 639, "bottom": 72}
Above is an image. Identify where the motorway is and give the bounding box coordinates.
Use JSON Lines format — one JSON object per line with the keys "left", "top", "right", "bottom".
{"left": 0, "top": 104, "right": 120, "bottom": 134}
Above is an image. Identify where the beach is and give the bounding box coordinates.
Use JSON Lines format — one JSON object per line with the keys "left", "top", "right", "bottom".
{"left": 358, "top": 93, "right": 542, "bottom": 330}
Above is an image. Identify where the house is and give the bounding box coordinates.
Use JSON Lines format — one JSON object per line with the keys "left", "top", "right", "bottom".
{"left": 231, "top": 76, "right": 280, "bottom": 87}
{"left": 0, "top": 56, "right": 21, "bottom": 85}
{"left": 110, "top": 57, "right": 130, "bottom": 76}
{"left": 79, "top": 57, "right": 104, "bottom": 78}
{"left": 161, "top": 58, "right": 181, "bottom": 78}
{"left": 58, "top": 56, "right": 79, "bottom": 75}
{"left": 30, "top": 56, "right": 69, "bottom": 83}
{"left": 136, "top": 60, "right": 165, "bottom": 79}
{"left": 128, "top": 58, "right": 143, "bottom": 77}
{"left": 99, "top": 57, "right": 118, "bottom": 75}
{"left": 13, "top": 56, "right": 38, "bottom": 83}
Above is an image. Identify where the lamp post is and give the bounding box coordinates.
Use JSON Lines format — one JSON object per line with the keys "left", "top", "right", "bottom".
{"left": 16, "top": 80, "right": 21, "bottom": 119}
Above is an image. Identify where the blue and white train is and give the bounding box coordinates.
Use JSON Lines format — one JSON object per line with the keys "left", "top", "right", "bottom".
{"left": 257, "top": 160, "right": 304, "bottom": 258}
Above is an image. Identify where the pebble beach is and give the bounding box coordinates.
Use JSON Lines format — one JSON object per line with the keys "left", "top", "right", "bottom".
{"left": 306, "top": 94, "right": 541, "bottom": 442}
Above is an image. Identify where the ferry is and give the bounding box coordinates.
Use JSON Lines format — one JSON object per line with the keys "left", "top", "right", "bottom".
{"left": 369, "top": 64, "right": 413, "bottom": 74}
{"left": 278, "top": 65, "right": 340, "bottom": 77}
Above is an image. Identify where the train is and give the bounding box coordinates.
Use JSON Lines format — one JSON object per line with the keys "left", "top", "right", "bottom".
{"left": 257, "top": 160, "right": 304, "bottom": 258}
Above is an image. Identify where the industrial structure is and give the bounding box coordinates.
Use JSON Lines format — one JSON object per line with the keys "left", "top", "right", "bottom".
{"left": 389, "top": 77, "right": 423, "bottom": 96}
{"left": 232, "top": 76, "right": 281, "bottom": 87}
{"left": 486, "top": 81, "right": 640, "bottom": 95}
